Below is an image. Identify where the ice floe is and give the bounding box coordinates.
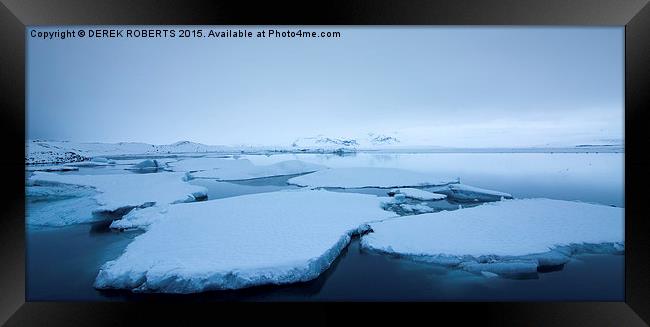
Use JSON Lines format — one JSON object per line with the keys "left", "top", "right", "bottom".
{"left": 288, "top": 167, "right": 458, "bottom": 188}
{"left": 65, "top": 157, "right": 116, "bottom": 167}
{"left": 168, "top": 157, "right": 326, "bottom": 181}
{"left": 26, "top": 165, "right": 79, "bottom": 172}
{"left": 27, "top": 184, "right": 101, "bottom": 226}
{"left": 191, "top": 160, "right": 326, "bottom": 180}
{"left": 29, "top": 172, "right": 208, "bottom": 213}
{"left": 391, "top": 188, "right": 446, "bottom": 201}
{"left": 361, "top": 198, "right": 623, "bottom": 276}
{"left": 398, "top": 203, "right": 435, "bottom": 214}
{"left": 109, "top": 205, "right": 171, "bottom": 230}
{"left": 428, "top": 183, "right": 513, "bottom": 202}
{"left": 124, "top": 159, "right": 169, "bottom": 173}
{"left": 168, "top": 157, "right": 252, "bottom": 172}
{"left": 95, "top": 190, "right": 396, "bottom": 293}
{"left": 379, "top": 196, "right": 443, "bottom": 215}
{"left": 113, "top": 158, "right": 178, "bottom": 166}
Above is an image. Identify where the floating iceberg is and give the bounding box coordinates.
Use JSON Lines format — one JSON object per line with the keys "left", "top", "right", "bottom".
{"left": 95, "top": 190, "right": 396, "bottom": 293}
{"left": 29, "top": 172, "right": 208, "bottom": 213}
{"left": 361, "top": 198, "right": 623, "bottom": 276}
{"left": 288, "top": 167, "right": 458, "bottom": 188}
{"left": 391, "top": 188, "right": 446, "bottom": 201}
{"left": 191, "top": 160, "right": 327, "bottom": 180}
{"left": 125, "top": 159, "right": 168, "bottom": 173}
{"left": 399, "top": 203, "right": 435, "bottom": 214}
{"left": 132, "top": 159, "right": 159, "bottom": 169}
{"left": 428, "top": 183, "right": 513, "bottom": 202}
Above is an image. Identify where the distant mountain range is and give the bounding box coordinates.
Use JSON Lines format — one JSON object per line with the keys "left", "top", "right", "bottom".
{"left": 26, "top": 136, "right": 623, "bottom": 165}
{"left": 291, "top": 133, "right": 400, "bottom": 150}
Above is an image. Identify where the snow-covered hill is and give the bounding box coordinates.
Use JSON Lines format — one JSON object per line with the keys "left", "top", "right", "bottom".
{"left": 25, "top": 140, "right": 240, "bottom": 165}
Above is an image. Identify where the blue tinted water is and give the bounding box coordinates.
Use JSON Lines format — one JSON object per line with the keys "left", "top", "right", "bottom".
{"left": 26, "top": 152, "right": 624, "bottom": 301}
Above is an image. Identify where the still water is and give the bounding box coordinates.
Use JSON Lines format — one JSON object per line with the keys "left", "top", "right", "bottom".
{"left": 26, "top": 152, "right": 624, "bottom": 301}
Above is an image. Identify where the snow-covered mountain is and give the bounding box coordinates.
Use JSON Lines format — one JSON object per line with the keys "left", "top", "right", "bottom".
{"left": 367, "top": 133, "right": 400, "bottom": 146}
{"left": 291, "top": 133, "right": 400, "bottom": 151}
{"left": 291, "top": 136, "right": 358, "bottom": 149}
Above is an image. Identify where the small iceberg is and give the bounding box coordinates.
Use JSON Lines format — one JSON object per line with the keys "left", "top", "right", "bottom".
{"left": 288, "top": 167, "right": 458, "bottom": 188}
{"left": 361, "top": 198, "right": 623, "bottom": 277}
{"left": 133, "top": 159, "right": 159, "bottom": 169}
{"left": 95, "top": 190, "right": 396, "bottom": 293}
{"left": 125, "top": 159, "right": 166, "bottom": 173}
{"left": 390, "top": 188, "right": 447, "bottom": 201}
{"left": 428, "top": 183, "right": 513, "bottom": 202}
{"left": 399, "top": 203, "right": 435, "bottom": 214}
{"left": 29, "top": 172, "right": 208, "bottom": 214}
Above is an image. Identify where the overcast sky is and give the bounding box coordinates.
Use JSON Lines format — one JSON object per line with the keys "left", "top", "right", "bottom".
{"left": 27, "top": 27, "right": 623, "bottom": 147}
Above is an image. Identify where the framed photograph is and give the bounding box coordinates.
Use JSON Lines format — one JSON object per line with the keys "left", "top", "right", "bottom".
{"left": 1, "top": 0, "right": 649, "bottom": 325}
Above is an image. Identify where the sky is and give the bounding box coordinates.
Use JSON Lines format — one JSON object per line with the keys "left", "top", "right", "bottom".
{"left": 27, "top": 26, "right": 624, "bottom": 147}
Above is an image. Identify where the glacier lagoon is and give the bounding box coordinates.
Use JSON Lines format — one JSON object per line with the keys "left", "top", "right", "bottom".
{"left": 26, "top": 152, "right": 624, "bottom": 301}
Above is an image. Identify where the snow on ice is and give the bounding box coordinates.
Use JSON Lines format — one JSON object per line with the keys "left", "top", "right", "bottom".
{"left": 361, "top": 198, "right": 624, "bottom": 276}
{"left": 95, "top": 190, "right": 396, "bottom": 293}
{"left": 29, "top": 172, "right": 208, "bottom": 213}
{"left": 391, "top": 188, "right": 447, "bottom": 201}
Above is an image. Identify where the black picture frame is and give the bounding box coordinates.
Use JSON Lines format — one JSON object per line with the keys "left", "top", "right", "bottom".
{"left": 1, "top": 0, "right": 649, "bottom": 325}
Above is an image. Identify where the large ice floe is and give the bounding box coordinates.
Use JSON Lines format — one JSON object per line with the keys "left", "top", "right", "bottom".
{"left": 95, "top": 190, "right": 396, "bottom": 293}
{"left": 169, "top": 157, "right": 326, "bottom": 180}
{"left": 361, "top": 198, "right": 624, "bottom": 276}
{"left": 288, "top": 167, "right": 458, "bottom": 188}
{"left": 29, "top": 172, "right": 207, "bottom": 213}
